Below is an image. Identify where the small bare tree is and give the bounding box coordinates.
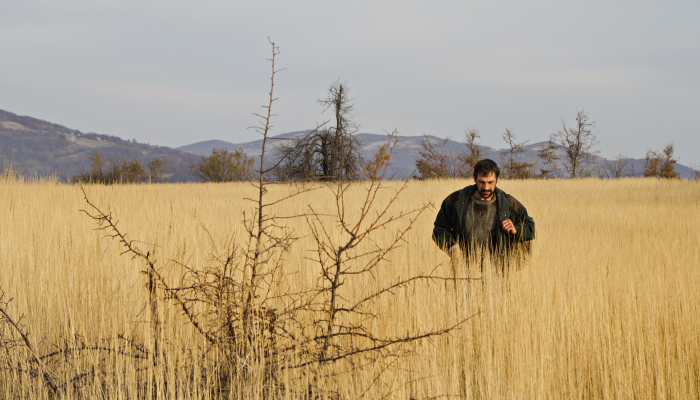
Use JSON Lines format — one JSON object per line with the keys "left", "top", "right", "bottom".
{"left": 303, "top": 131, "right": 476, "bottom": 377}
{"left": 690, "top": 164, "right": 700, "bottom": 180}
{"left": 500, "top": 128, "right": 535, "bottom": 179}
{"left": 552, "top": 108, "right": 600, "bottom": 178}
{"left": 73, "top": 150, "right": 106, "bottom": 183}
{"left": 414, "top": 135, "right": 457, "bottom": 179}
{"left": 595, "top": 153, "right": 632, "bottom": 179}
{"left": 455, "top": 127, "right": 483, "bottom": 178}
{"left": 644, "top": 142, "right": 680, "bottom": 179}
{"left": 147, "top": 156, "right": 168, "bottom": 182}
{"left": 537, "top": 138, "right": 560, "bottom": 178}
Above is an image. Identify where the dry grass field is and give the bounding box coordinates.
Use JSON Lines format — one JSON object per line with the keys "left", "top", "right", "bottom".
{"left": 1, "top": 176, "right": 699, "bottom": 399}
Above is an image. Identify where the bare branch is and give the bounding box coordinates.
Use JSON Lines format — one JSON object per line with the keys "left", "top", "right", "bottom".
{"left": 552, "top": 108, "right": 600, "bottom": 178}
{"left": 0, "top": 293, "right": 61, "bottom": 398}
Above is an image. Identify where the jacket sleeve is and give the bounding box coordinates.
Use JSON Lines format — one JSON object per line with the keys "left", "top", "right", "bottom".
{"left": 509, "top": 196, "right": 535, "bottom": 241}
{"left": 432, "top": 191, "right": 459, "bottom": 252}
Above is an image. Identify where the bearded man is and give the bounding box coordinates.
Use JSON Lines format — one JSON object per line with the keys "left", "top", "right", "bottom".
{"left": 432, "top": 159, "right": 535, "bottom": 268}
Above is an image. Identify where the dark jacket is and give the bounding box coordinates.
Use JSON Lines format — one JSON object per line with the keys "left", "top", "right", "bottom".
{"left": 432, "top": 185, "right": 535, "bottom": 256}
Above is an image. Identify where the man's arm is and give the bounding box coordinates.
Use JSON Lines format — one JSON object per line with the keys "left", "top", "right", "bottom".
{"left": 432, "top": 191, "right": 460, "bottom": 252}
{"left": 505, "top": 196, "right": 535, "bottom": 241}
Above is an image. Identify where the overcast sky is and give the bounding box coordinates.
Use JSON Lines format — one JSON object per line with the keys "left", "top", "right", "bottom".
{"left": 1, "top": 0, "right": 699, "bottom": 164}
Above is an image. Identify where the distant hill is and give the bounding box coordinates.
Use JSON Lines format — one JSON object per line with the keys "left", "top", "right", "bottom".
{"left": 3, "top": 108, "right": 692, "bottom": 182}
{"left": 0, "top": 109, "right": 200, "bottom": 182}
{"left": 178, "top": 131, "right": 696, "bottom": 179}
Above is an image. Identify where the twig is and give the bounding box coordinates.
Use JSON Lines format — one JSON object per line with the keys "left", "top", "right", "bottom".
{"left": 80, "top": 187, "right": 216, "bottom": 345}
{"left": 0, "top": 297, "right": 61, "bottom": 398}
{"left": 287, "top": 311, "right": 481, "bottom": 369}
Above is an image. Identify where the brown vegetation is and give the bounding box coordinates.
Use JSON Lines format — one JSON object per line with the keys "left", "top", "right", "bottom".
{"left": 643, "top": 142, "right": 680, "bottom": 179}
{"left": 414, "top": 135, "right": 457, "bottom": 179}
{"left": 455, "top": 127, "right": 484, "bottom": 178}
{"left": 595, "top": 153, "right": 633, "bottom": 179}
{"left": 1, "top": 177, "right": 699, "bottom": 398}
{"left": 188, "top": 147, "right": 255, "bottom": 182}
{"left": 536, "top": 138, "right": 560, "bottom": 178}
{"left": 500, "top": 128, "right": 535, "bottom": 179}
{"left": 71, "top": 150, "right": 168, "bottom": 184}
{"left": 414, "top": 128, "right": 486, "bottom": 180}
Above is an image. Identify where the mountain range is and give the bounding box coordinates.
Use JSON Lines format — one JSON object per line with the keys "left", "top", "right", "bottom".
{"left": 0, "top": 109, "right": 200, "bottom": 181}
{"left": 1, "top": 109, "right": 695, "bottom": 181}
{"left": 177, "top": 130, "right": 697, "bottom": 179}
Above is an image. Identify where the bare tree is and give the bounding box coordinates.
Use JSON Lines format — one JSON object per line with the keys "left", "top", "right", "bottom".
{"left": 691, "top": 164, "right": 700, "bottom": 180}
{"left": 500, "top": 128, "right": 535, "bottom": 179}
{"left": 414, "top": 135, "right": 457, "bottom": 179}
{"left": 552, "top": 108, "right": 600, "bottom": 178}
{"left": 455, "top": 127, "right": 483, "bottom": 178}
{"left": 537, "top": 138, "right": 560, "bottom": 178}
{"left": 595, "top": 153, "right": 632, "bottom": 179}
{"left": 644, "top": 142, "right": 680, "bottom": 179}
{"left": 147, "top": 156, "right": 168, "bottom": 182}
{"left": 273, "top": 80, "right": 362, "bottom": 181}
{"left": 316, "top": 80, "right": 362, "bottom": 179}
{"left": 73, "top": 150, "right": 106, "bottom": 183}
{"left": 303, "top": 133, "right": 477, "bottom": 374}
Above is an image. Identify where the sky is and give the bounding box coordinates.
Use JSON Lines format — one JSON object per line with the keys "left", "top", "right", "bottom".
{"left": 1, "top": 0, "right": 699, "bottom": 165}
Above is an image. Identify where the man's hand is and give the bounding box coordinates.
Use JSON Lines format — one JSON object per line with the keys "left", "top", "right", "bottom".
{"left": 501, "top": 219, "right": 517, "bottom": 235}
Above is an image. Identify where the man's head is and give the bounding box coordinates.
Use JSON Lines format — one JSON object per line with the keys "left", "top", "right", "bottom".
{"left": 472, "top": 159, "right": 499, "bottom": 200}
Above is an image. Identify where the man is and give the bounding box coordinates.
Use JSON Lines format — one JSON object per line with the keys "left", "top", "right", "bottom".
{"left": 435, "top": 159, "right": 534, "bottom": 399}
{"left": 432, "top": 159, "right": 535, "bottom": 267}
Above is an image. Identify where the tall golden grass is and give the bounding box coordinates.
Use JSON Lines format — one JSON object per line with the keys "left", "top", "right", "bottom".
{"left": 1, "top": 176, "right": 698, "bottom": 399}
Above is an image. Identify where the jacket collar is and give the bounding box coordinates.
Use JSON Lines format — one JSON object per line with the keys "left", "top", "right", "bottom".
{"left": 462, "top": 184, "right": 509, "bottom": 218}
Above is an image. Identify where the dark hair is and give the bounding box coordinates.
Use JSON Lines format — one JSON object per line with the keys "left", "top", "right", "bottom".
{"left": 473, "top": 159, "right": 500, "bottom": 180}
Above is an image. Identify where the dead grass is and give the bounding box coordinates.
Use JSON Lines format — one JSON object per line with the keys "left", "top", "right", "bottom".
{"left": 1, "top": 177, "right": 698, "bottom": 399}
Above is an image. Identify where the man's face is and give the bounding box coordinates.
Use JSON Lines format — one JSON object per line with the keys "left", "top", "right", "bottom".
{"left": 474, "top": 172, "right": 498, "bottom": 200}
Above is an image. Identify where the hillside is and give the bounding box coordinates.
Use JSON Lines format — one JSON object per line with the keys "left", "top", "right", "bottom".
{"left": 0, "top": 110, "right": 200, "bottom": 182}
{"left": 178, "top": 131, "right": 696, "bottom": 179}
{"left": 3, "top": 108, "right": 692, "bottom": 182}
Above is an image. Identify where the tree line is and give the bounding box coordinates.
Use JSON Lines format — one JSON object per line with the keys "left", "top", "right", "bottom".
{"left": 413, "top": 108, "right": 693, "bottom": 180}
{"left": 72, "top": 101, "right": 698, "bottom": 184}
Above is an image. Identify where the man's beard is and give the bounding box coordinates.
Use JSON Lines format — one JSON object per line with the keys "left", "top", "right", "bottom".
{"left": 479, "top": 189, "right": 493, "bottom": 198}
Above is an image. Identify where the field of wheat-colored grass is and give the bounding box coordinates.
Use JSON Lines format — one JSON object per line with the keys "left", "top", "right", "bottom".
{"left": 1, "top": 176, "right": 699, "bottom": 399}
